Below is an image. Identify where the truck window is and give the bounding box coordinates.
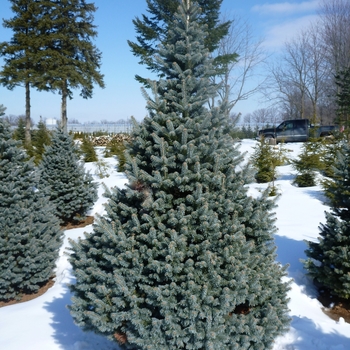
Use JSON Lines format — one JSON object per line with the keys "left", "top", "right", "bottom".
{"left": 276, "top": 121, "right": 293, "bottom": 131}
{"left": 276, "top": 122, "right": 285, "bottom": 131}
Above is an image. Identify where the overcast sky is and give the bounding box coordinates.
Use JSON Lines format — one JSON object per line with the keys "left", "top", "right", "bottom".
{"left": 0, "top": 0, "right": 321, "bottom": 124}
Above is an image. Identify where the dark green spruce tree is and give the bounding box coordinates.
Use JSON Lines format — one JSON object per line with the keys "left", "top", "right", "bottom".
{"left": 304, "top": 142, "right": 350, "bottom": 299}
{"left": 0, "top": 0, "right": 43, "bottom": 147}
{"left": 12, "top": 116, "right": 26, "bottom": 143}
{"left": 0, "top": 118, "right": 62, "bottom": 301}
{"left": 292, "top": 139, "right": 325, "bottom": 187}
{"left": 38, "top": 128, "right": 98, "bottom": 225}
{"left": 31, "top": 117, "right": 52, "bottom": 164}
{"left": 36, "top": 0, "right": 105, "bottom": 132}
{"left": 68, "top": 2, "right": 290, "bottom": 349}
{"left": 80, "top": 134, "right": 98, "bottom": 163}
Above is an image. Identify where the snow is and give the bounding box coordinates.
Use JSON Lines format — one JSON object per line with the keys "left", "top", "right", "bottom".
{"left": 1, "top": 140, "right": 350, "bottom": 350}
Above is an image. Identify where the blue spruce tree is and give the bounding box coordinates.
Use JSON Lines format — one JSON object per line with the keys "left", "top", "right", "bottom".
{"left": 68, "top": 1, "right": 290, "bottom": 348}
{"left": 304, "top": 141, "right": 350, "bottom": 299}
{"left": 0, "top": 118, "right": 62, "bottom": 301}
{"left": 38, "top": 128, "right": 98, "bottom": 225}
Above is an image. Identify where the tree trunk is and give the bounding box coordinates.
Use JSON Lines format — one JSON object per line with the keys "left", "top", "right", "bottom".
{"left": 25, "top": 81, "right": 31, "bottom": 147}
{"left": 61, "top": 80, "right": 68, "bottom": 133}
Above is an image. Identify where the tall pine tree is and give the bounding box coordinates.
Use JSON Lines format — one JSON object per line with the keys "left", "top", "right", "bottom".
{"left": 69, "top": 2, "right": 290, "bottom": 349}
{"left": 36, "top": 0, "right": 104, "bottom": 132}
{"left": 38, "top": 128, "right": 98, "bottom": 225}
{"left": 304, "top": 141, "right": 350, "bottom": 299}
{"left": 0, "top": 118, "right": 62, "bottom": 301}
{"left": 0, "top": 0, "right": 43, "bottom": 147}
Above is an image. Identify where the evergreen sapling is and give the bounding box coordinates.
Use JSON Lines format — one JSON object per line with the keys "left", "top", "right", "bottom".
{"left": 304, "top": 141, "right": 350, "bottom": 299}
{"left": 31, "top": 117, "right": 52, "bottom": 164}
{"left": 38, "top": 128, "right": 98, "bottom": 225}
{"left": 293, "top": 139, "right": 325, "bottom": 187}
{"left": 68, "top": 2, "right": 290, "bottom": 349}
{"left": 80, "top": 134, "right": 98, "bottom": 163}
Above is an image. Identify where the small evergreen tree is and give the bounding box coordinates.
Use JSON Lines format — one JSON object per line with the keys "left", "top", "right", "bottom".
{"left": 251, "top": 139, "right": 288, "bottom": 195}
{"left": 12, "top": 116, "right": 26, "bottom": 143}
{"left": 322, "top": 134, "right": 345, "bottom": 178}
{"left": 304, "top": 141, "right": 350, "bottom": 299}
{"left": 251, "top": 138, "right": 277, "bottom": 184}
{"left": 293, "top": 139, "right": 325, "bottom": 187}
{"left": 38, "top": 128, "right": 98, "bottom": 225}
{"left": 31, "top": 117, "right": 52, "bottom": 164}
{"left": 80, "top": 135, "right": 98, "bottom": 163}
{"left": 251, "top": 138, "right": 288, "bottom": 179}
{"left": 104, "top": 135, "right": 131, "bottom": 172}
{"left": 68, "top": 2, "right": 290, "bottom": 349}
{"left": 0, "top": 118, "right": 62, "bottom": 301}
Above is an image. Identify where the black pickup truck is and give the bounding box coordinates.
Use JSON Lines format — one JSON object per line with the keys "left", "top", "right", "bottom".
{"left": 257, "top": 119, "right": 337, "bottom": 143}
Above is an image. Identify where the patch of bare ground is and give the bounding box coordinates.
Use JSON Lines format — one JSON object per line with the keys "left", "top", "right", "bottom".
{"left": 0, "top": 276, "right": 55, "bottom": 308}
{"left": 61, "top": 215, "right": 94, "bottom": 230}
{"left": 0, "top": 216, "right": 94, "bottom": 308}
{"left": 318, "top": 288, "right": 350, "bottom": 324}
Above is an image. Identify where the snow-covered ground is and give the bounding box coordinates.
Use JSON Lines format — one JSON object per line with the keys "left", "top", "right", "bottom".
{"left": 1, "top": 141, "right": 350, "bottom": 350}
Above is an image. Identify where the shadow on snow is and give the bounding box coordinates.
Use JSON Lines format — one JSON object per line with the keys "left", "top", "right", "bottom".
{"left": 44, "top": 281, "right": 120, "bottom": 350}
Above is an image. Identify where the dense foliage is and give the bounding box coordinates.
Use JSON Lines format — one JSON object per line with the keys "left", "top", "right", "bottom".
{"left": 0, "top": 118, "right": 62, "bottom": 301}
{"left": 80, "top": 135, "right": 98, "bottom": 163}
{"left": 31, "top": 118, "right": 52, "bottom": 164}
{"left": 304, "top": 141, "right": 350, "bottom": 299}
{"left": 0, "top": 0, "right": 44, "bottom": 146}
{"left": 0, "top": 0, "right": 104, "bottom": 133}
{"left": 69, "top": 2, "right": 290, "bottom": 349}
{"left": 38, "top": 128, "right": 98, "bottom": 224}
{"left": 292, "top": 139, "right": 325, "bottom": 187}
{"left": 335, "top": 67, "right": 350, "bottom": 131}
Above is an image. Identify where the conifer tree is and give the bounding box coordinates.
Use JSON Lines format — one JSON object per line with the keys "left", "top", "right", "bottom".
{"left": 335, "top": 67, "right": 350, "bottom": 131}
{"left": 69, "top": 2, "right": 290, "bottom": 349}
{"left": 304, "top": 142, "right": 350, "bottom": 299}
{"left": 0, "top": 0, "right": 43, "bottom": 147}
{"left": 38, "top": 128, "right": 98, "bottom": 225}
{"left": 36, "top": 0, "right": 105, "bottom": 132}
{"left": 251, "top": 138, "right": 277, "bottom": 184}
{"left": 12, "top": 116, "right": 26, "bottom": 143}
{"left": 128, "top": 0, "right": 233, "bottom": 86}
{"left": 293, "top": 139, "right": 325, "bottom": 187}
{"left": 80, "top": 134, "right": 98, "bottom": 163}
{"left": 0, "top": 118, "right": 62, "bottom": 301}
{"left": 104, "top": 136, "right": 130, "bottom": 172}
{"left": 31, "top": 117, "right": 52, "bottom": 164}
{"left": 0, "top": 104, "right": 6, "bottom": 116}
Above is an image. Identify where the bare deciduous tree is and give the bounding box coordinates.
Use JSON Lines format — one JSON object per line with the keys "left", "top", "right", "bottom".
{"left": 213, "top": 14, "right": 267, "bottom": 114}
{"left": 319, "top": 0, "right": 350, "bottom": 73}
{"left": 266, "top": 24, "right": 333, "bottom": 124}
